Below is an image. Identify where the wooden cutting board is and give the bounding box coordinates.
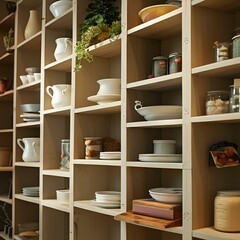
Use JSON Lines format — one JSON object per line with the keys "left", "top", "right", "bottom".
{"left": 114, "top": 211, "right": 182, "bottom": 229}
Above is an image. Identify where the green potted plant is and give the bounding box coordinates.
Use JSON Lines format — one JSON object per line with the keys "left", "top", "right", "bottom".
{"left": 75, "top": 0, "right": 121, "bottom": 70}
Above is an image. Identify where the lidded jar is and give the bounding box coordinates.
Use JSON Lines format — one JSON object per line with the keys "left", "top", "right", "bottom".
{"left": 232, "top": 27, "right": 240, "bottom": 58}
{"left": 168, "top": 52, "right": 182, "bottom": 74}
{"left": 84, "top": 137, "right": 102, "bottom": 159}
{"left": 214, "top": 191, "right": 240, "bottom": 232}
{"left": 60, "top": 139, "right": 70, "bottom": 170}
{"left": 152, "top": 56, "right": 168, "bottom": 77}
{"left": 206, "top": 90, "right": 229, "bottom": 115}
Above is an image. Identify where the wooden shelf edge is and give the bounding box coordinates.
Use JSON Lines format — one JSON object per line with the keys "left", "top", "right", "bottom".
{"left": 115, "top": 211, "right": 182, "bottom": 231}
{"left": 42, "top": 169, "right": 70, "bottom": 177}
{"left": 0, "top": 195, "right": 13, "bottom": 204}
{"left": 73, "top": 159, "right": 121, "bottom": 166}
{"left": 0, "top": 231, "right": 11, "bottom": 240}
{"left": 42, "top": 199, "right": 70, "bottom": 213}
{"left": 126, "top": 161, "right": 183, "bottom": 169}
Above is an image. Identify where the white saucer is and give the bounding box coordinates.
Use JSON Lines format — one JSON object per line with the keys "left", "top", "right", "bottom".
{"left": 92, "top": 200, "right": 121, "bottom": 208}
{"left": 20, "top": 113, "right": 40, "bottom": 118}
{"left": 100, "top": 156, "right": 121, "bottom": 160}
{"left": 87, "top": 94, "right": 121, "bottom": 104}
{"left": 23, "top": 118, "right": 40, "bottom": 122}
{"left": 139, "top": 153, "right": 182, "bottom": 162}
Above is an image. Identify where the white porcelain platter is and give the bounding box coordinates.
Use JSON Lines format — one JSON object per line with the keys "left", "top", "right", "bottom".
{"left": 144, "top": 113, "right": 182, "bottom": 121}
{"left": 139, "top": 153, "right": 182, "bottom": 162}
{"left": 92, "top": 200, "right": 121, "bottom": 208}
{"left": 100, "top": 152, "right": 121, "bottom": 160}
{"left": 20, "top": 113, "right": 40, "bottom": 118}
{"left": 87, "top": 94, "right": 120, "bottom": 104}
{"left": 149, "top": 187, "right": 182, "bottom": 203}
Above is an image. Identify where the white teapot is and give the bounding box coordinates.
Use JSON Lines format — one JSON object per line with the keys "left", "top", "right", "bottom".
{"left": 17, "top": 138, "right": 40, "bottom": 162}
{"left": 54, "top": 37, "right": 72, "bottom": 61}
{"left": 46, "top": 84, "right": 71, "bottom": 109}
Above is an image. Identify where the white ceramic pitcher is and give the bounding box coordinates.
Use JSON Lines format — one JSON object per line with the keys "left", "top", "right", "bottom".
{"left": 46, "top": 84, "right": 71, "bottom": 109}
{"left": 17, "top": 138, "right": 40, "bottom": 162}
{"left": 54, "top": 37, "right": 72, "bottom": 61}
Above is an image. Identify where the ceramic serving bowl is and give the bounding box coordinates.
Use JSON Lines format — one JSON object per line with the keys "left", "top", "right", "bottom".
{"left": 149, "top": 187, "right": 182, "bottom": 203}
{"left": 50, "top": 0, "right": 72, "bottom": 18}
{"left": 138, "top": 4, "right": 180, "bottom": 22}
{"left": 56, "top": 189, "right": 70, "bottom": 204}
{"left": 20, "top": 104, "right": 40, "bottom": 113}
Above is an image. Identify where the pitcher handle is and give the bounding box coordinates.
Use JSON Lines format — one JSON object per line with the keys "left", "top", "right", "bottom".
{"left": 17, "top": 139, "right": 25, "bottom": 151}
{"left": 134, "top": 100, "right": 142, "bottom": 111}
{"left": 46, "top": 86, "right": 53, "bottom": 98}
{"left": 64, "top": 38, "right": 72, "bottom": 53}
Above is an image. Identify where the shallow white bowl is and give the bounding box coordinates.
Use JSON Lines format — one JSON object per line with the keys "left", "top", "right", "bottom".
{"left": 25, "top": 67, "right": 40, "bottom": 75}
{"left": 34, "top": 73, "right": 41, "bottom": 81}
{"left": 19, "top": 75, "right": 29, "bottom": 85}
{"left": 50, "top": 0, "right": 72, "bottom": 18}
{"left": 56, "top": 189, "right": 69, "bottom": 204}
{"left": 153, "top": 140, "right": 176, "bottom": 154}
{"left": 149, "top": 188, "right": 182, "bottom": 203}
{"left": 97, "top": 78, "right": 121, "bottom": 95}
{"left": 27, "top": 74, "right": 35, "bottom": 83}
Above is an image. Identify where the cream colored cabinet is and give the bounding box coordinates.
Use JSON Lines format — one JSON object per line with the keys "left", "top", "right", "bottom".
{"left": 7, "top": 0, "right": 240, "bottom": 240}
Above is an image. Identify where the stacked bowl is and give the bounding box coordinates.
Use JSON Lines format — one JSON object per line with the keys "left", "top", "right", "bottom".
{"left": 94, "top": 191, "right": 121, "bottom": 208}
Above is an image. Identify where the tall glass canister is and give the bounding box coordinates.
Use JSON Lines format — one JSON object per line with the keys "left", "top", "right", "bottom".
{"left": 60, "top": 139, "right": 70, "bottom": 170}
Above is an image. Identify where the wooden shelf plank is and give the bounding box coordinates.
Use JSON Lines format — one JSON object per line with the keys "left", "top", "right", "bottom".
{"left": 73, "top": 159, "right": 121, "bottom": 166}
{"left": 0, "top": 90, "right": 14, "bottom": 101}
{"left": 42, "top": 169, "right": 70, "bottom": 178}
{"left": 44, "top": 55, "right": 72, "bottom": 71}
{"left": 15, "top": 194, "right": 39, "bottom": 204}
{"left": 0, "top": 195, "right": 12, "bottom": 204}
{"left": 17, "top": 32, "right": 41, "bottom": 50}
{"left": 115, "top": 211, "right": 182, "bottom": 230}
{"left": 193, "top": 227, "right": 240, "bottom": 240}
{"left": 44, "top": 106, "right": 70, "bottom": 116}
{"left": 16, "top": 121, "right": 40, "bottom": 128}
{"left": 0, "top": 231, "right": 11, "bottom": 240}
{"left": 0, "top": 12, "right": 15, "bottom": 28}
{"left": 42, "top": 199, "right": 70, "bottom": 213}
{"left": 127, "top": 161, "right": 183, "bottom": 169}
{"left": 0, "top": 51, "right": 14, "bottom": 64}
{"left": 0, "top": 129, "right": 13, "bottom": 133}
{"left": 16, "top": 80, "right": 40, "bottom": 91}
{"left": 0, "top": 167, "right": 13, "bottom": 172}
{"left": 127, "top": 119, "right": 183, "bottom": 128}
{"left": 74, "top": 200, "right": 122, "bottom": 217}
{"left": 15, "top": 162, "right": 40, "bottom": 168}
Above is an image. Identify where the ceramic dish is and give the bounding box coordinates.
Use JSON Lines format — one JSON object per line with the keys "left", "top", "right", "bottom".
{"left": 149, "top": 188, "right": 182, "bottom": 203}
{"left": 92, "top": 200, "right": 121, "bottom": 208}
{"left": 138, "top": 4, "right": 180, "bottom": 22}
{"left": 138, "top": 153, "right": 182, "bottom": 162}
{"left": 20, "top": 104, "right": 40, "bottom": 113}
{"left": 20, "top": 113, "right": 40, "bottom": 119}
{"left": 87, "top": 94, "right": 121, "bottom": 104}
{"left": 50, "top": 0, "right": 72, "bottom": 18}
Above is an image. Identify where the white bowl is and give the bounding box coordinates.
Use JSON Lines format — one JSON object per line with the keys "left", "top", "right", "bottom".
{"left": 149, "top": 188, "right": 182, "bottom": 203}
{"left": 19, "top": 75, "right": 29, "bottom": 85}
{"left": 50, "top": 0, "right": 72, "bottom": 18}
{"left": 25, "top": 67, "right": 40, "bottom": 75}
{"left": 56, "top": 189, "right": 69, "bottom": 204}
{"left": 153, "top": 140, "right": 176, "bottom": 154}
{"left": 34, "top": 73, "right": 41, "bottom": 81}
{"left": 27, "top": 74, "right": 35, "bottom": 83}
{"left": 96, "top": 78, "right": 121, "bottom": 95}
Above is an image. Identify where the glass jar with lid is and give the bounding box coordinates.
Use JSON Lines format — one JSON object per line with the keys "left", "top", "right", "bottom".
{"left": 168, "top": 52, "right": 182, "bottom": 74}
{"left": 215, "top": 191, "right": 240, "bottom": 232}
{"left": 213, "top": 41, "right": 231, "bottom": 62}
{"left": 152, "top": 56, "right": 168, "bottom": 77}
{"left": 232, "top": 27, "right": 240, "bottom": 58}
{"left": 60, "top": 139, "right": 70, "bottom": 170}
{"left": 229, "top": 85, "right": 240, "bottom": 113}
{"left": 84, "top": 137, "right": 102, "bottom": 159}
{"left": 206, "top": 90, "right": 229, "bottom": 115}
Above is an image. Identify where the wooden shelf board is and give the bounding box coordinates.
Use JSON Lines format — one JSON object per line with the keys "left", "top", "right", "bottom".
{"left": 15, "top": 162, "right": 40, "bottom": 168}
{"left": 44, "top": 106, "right": 70, "bottom": 116}
{"left": 192, "top": 58, "right": 240, "bottom": 78}
{"left": 0, "top": 51, "right": 14, "bottom": 64}
{"left": 17, "top": 32, "right": 41, "bottom": 50}
{"left": 0, "top": 12, "right": 15, "bottom": 29}
{"left": 0, "top": 129, "right": 13, "bottom": 133}
{"left": 115, "top": 211, "right": 182, "bottom": 231}
{"left": 192, "top": 0, "right": 240, "bottom": 12}
{"left": 128, "top": 8, "right": 182, "bottom": 40}
{"left": 15, "top": 194, "right": 39, "bottom": 204}
{"left": 127, "top": 161, "right": 183, "bottom": 169}
{"left": 17, "top": 80, "right": 41, "bottom": 91}
{"left": 0, "top": 167, "right": 13, "bottom": 172}
{"left": 74, "top": 200, "right": 122, "bottom": 217}
{"left": 73, "top": 159, "right": 121, "bottom": 166}
{"left": 16, "top": 121, "right": 40, "bottom": 128}
{"left": 44, "top": 55, "right": 72, "bottom": 71}
{"left": 18, "top": 0, "right": 41, "bottom": 8}
{"left": 89, "top": 37, "right": 121, "bottom": 58}
{"left": 75, "top": 101, "right": 121, "bottom": 114}
{"left": 0, "top": 90, "right": 14, "bottom": 101}
{"left": 127, "top": 73, "right": 182, "bottom": 91}
{"left": 42, "top": 199, "right": 70, "bottom": 213}
{"left": 193, "top": 226, "right": 240, "bottom": 240}
{"left": 42, "top": 169, "right": 70, "bottom": 178}
{"left": 45, "top": 8, "right": 73, "bottom": 29}
{"left": 0, "top": 232, "right": 11, "bottom": 240}
{"left": 0, "top": 195, "right": 12, "bottom": 204}
{"left": 127, "top": 119, "right": 183, "bottom": 128}
{"left": 191, "top": 113, "right": 240, "bottom": 124}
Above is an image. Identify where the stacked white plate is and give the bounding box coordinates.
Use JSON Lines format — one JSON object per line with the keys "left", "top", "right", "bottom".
{"left": 100, "top": 152, "right": 121, "bottom": 160}
{"left": 94, "top": 191, "right": 121, "bottom": 208}
{"left": 22, "top": 186, "right": 39, "bottom": 197}
{"left": 20, "top": 112, "right": 40, "bottom": 122}
{"left": 139, "top": 153, "right": 182, "bottom": 162}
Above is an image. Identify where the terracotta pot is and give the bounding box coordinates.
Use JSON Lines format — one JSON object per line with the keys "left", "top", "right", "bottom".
{"left": 0, "top": 78, "right": 9, "bottom": 94}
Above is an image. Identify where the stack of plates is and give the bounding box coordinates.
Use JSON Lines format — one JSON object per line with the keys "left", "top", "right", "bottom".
{"left": 94, "top": 191, "right": 121, "bottom": 208}
{"left": 139, "top": 153, "right": 182, "bottom": 162}
{"left": 22, "top": 186, "right": 39, "bottom": 197}
{"left": 100, "top": 152, "right": 121, "bottom": 160}
{"left": 20, "top": 113, "right": 40, "bottom": 122}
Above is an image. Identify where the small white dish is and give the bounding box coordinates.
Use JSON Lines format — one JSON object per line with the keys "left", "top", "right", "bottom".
{"left": 27, "top": 74, "right": 35, "bottom": 83}
{"left": 50, "top": 0, "right": 72, "bottom": 18}
{"left": 87, "top": 94, "right": 121, "bottom": 104}
{"left": 23, "top": 118, "right": 40, "bottom": 122}
{"left": 92, "top": 200, "right": 121, "bottom": 208}
{"left": 56, "top": 189, "right": 69, "bottom": 204}
{"left": 149, "top": 188, "right": 182, "bottom": 203}
{"left": 138, "top": 153, "right": 182, "bottom": 162}
{"left": 96, "top": 78, "right": 121, "bottom": 95}
{"left": 19, "top": 75, "right": 29, "bottom": 85}
{"left": 20, "top": 113, "right": 40, "bottom": 119}
{"left": 34, "top": 73, "right": 41, "bottom": 81}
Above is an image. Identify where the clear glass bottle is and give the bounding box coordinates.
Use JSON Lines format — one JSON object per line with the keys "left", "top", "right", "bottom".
{"left": 213, "top": 41, "right": 231, "bottom": 62}
{"left": 206, "top": 90, "right": 229, "bottom": 115}
{"left": 168, "top": 52, "right": 182, "bottom": 74}
{"left": 229, "top": 85, "right": 240, "bottom": 113}
{"left": 60, "top": 139, "right": 70, "bottom": 170}
{"left": 232, "top": 27, "right": 240, "bottom": 58}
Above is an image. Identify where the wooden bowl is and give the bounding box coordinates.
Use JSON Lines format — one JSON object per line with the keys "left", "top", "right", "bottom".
{"left": 138, "top": 4, "right": 179, "bottom": 23}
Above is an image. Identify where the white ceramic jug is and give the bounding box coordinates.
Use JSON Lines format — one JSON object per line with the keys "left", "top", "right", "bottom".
{"left": 97, "top": 78, "right": 121, "bottom": 95}
{"left": 54, "top": 37, "right": 72, "bottom": 61}
{"left": 46, "top": 84, "right": 71, "bottom": 109}
{"left": 17, "top": 138, "right": 40, "bottom": 162}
